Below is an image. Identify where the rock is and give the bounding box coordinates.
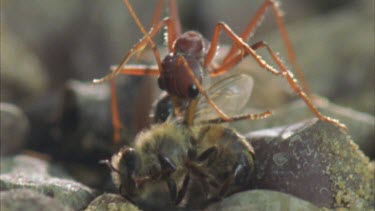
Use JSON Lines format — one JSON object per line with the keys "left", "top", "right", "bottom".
{"left": 0, "top": 103, "right": 30, "bottom": 156}
{"left": 0, "top": 154, "right": 71, "bottom": 178}
{"left": 0, "top": 189, "right": 71, "bottom": 211}
{"left": 85, "top": 193, "right": 140, "bottom": 211}
{"left": 51, "top": 79, "right": 115, "bottom": 161}
{"left": 204, "top": 190, "right": 320, "bottom": 211}
{"left": 233, "top": 98, "right": 375, "bottom": 158}
{"left": 49, "top": 78, "right": 155, "bottom": 164}
{"left": 0, "top": 29, "right": 48, "bottom": 107}
{"left": 246, "top": 119, "right": 374, "bottom": 209}
{"left": 49, "top": 78, "right": 156, "bottom": 161}
{"left": 0, "top": 155, "right": 97, "bottom": 210}
{"left": 25, "top": 78, "right": 157, "bottom": 188}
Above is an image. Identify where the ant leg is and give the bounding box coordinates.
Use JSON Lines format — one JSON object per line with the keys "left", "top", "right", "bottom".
{"left": 205, "top": 23, "right": 281, "bottom": 77}
{"left": 208, "top": 53, "right": 244, "bottom": 77}
{"left": 93, "top": 17, "right": 173, "bottom": 84}
{"left": 169, "top": 0, "right": 182, "bottom": 38}
{"left": 123, "top": 0, "right": 161, "bottom": 66}
{"left": 138, "top": 0, "right": 181, "bottom": 56}
{"left": 178, "top": 56, "right": 231, "bottom": 121}
{"left": 96, "top": 0, "right": 179, "bottom": 82}
{"left": 249, "top": 41, "right": 347, "bottom": 130}
{"left": 108, "top": 64, "right": 159, "bottom": 143}
{"left": 95, "top": 18, "right": 175, "bottom": 143}
{"left": 110, "top": 64, "right": 160, "bottom": 76}
{"left": 150, "top": 0, "right": 165, "bottom": 27}
{"left": 221, "top": 0, "right": 310, "bottom": 93}
{"left": 221, "top": 0, "right": 272, "bottom": 63}
{"left": 201, "top": 110, "right": 272, "bottom": 124}
{"left": 147, "top": 0, "right": 182, "bottom": 50}
{"left": 269, "top": 0, "right": 310, "bottom": 94}
{"left": 123, "top": 0, "right": 179, "bottom": 56}
{"left": 205, "top": 23, "right": 346, "bottom": 130}
{"left": 134, "top": 0, "right": 166, "bottom": 59}
{"left": 110, "top": 77, "right": 124, "bottom": 143}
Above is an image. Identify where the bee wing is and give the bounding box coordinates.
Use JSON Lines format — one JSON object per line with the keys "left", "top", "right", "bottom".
{"left": 194, "top": 74, "right": 254, "bottom": 122}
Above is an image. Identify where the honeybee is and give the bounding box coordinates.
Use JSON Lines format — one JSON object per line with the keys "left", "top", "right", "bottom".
{"left": 109, "top": 123, "right": 254, "bottom": 210}
{"left": 102, "top": 73, "right": 266, "bottom": 210}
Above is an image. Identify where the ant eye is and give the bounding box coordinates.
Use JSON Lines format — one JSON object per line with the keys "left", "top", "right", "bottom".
{"left": 188, "top": 84, "right": 199, "bottom": 98}
{"left": 158, "top": 77, "right": 165, "bottom": 90}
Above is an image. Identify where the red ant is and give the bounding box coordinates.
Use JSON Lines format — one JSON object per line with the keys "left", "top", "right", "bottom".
{"left": 94, "top": 0, "right": 346, "bottom": 143}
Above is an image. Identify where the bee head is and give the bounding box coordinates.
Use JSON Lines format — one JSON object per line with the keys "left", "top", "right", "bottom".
{"left": 108, "top": 147, "right": 140, "bottom": 197}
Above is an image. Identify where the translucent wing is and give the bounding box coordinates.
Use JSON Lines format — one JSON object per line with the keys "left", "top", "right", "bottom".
{"left": 194, "top": 74, "right": 254, "bottom": 122}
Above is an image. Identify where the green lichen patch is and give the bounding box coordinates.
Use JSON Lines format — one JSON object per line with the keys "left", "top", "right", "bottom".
{"left": 311, "top": 121, "right": 374, "bottom": 209}
{"left": 247, "top": 119, "right": 374, "bottom": 209}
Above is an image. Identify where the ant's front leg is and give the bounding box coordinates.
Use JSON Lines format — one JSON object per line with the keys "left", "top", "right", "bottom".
{"left": 204, "top": 22, "right": 281, "bottom": 77}
{"left": 93, "top": 17, "right": 173, "bottom": 84}
{"left": 94, "top": 17, "right": 175, "bottom": 143}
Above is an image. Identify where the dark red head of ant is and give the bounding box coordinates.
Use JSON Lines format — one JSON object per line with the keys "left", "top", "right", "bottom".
{"left": 159, "top": 31, "right": 206, "bottom": 99}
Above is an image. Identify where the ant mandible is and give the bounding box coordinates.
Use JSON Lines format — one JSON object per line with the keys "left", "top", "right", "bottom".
{"left": 94, "top": 0, "right": 347, "bottom": 143}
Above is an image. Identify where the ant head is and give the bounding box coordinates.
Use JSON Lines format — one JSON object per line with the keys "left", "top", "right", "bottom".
{"left": 159, "top": 54, "right": 203, "bottom": 99}
{"left": 173, "top": 31, "right": 205, "bottom": 58}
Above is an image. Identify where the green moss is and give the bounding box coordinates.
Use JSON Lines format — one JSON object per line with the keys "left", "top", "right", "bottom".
{"left": 312, "top": 121, "right": 374, "bottom": 209}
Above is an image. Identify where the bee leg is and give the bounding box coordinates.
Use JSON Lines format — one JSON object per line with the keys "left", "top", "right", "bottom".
{"left": 187, "top": 148, "right": 197, "bottom": 160}
{"left": 198, "top": 176, "right": 214, "bottom": 199}
{"left": 196, "top": 146, "right": 218, "bottom": 163}
{"left": 166, "top": 178, "right": 178, "bottom": 202}
{"left": 206, "top": 175, "right": 233, "bottom": 204}
{"left": 215, "top": 155, "right": 253, "bottom": 199}
{"left": 118, "top": 184, "right": 137, "bottom": 205}
{"left": 217, "top": 175, "right": 234, "bottom": 198}
{"left": 175, "top": 173, "right": 190, "bottom": 205}
{"left": 158, "top": 153, "right": 177, "bottom": 177}
{"left": 233, "top": 164, "right": 246, "bottom": 185}
{"left": 234, "top": 153, "right": 253, "bottom": 186}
